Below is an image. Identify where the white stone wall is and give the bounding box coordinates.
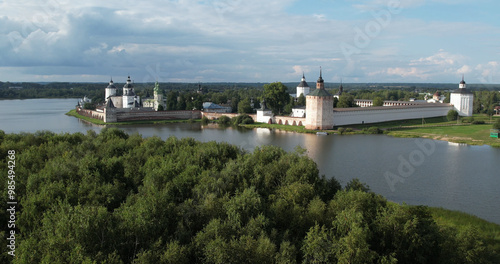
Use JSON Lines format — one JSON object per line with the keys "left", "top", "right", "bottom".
{"left": 332, "top": 105, "right": 453, "bottom": 126}
{"left": 256, "top": 109, "right": 273, "bottom": 123}
{"left": 450, "top": 93, "right": 473, "bottom": 117}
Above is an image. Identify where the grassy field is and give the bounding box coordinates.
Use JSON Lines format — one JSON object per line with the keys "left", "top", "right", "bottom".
{"left": 386, "top": 116, "right": 500, "bottom": 147}
{"left": 65, "top": 109, "right": 200, "bottom": 125}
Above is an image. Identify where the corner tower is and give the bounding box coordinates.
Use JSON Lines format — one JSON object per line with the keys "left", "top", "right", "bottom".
{"left": 305, "top": 67, "right": 334, "bottom": 130}
{"left": 450, "top": 75, "right": 474, "bottom": 116}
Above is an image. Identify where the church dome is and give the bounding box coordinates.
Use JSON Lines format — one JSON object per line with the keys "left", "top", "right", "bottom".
{"left": 124, "top": 76, "right": 134, "bottom": 88}
{"left": 107, "top": 79, "right": 116, "bottom": 89}
{"left": 460, "top": 75, "right": 466, "bottom": 85}
{"left": 297, "top": 74, "right": 310, "bottom": 88}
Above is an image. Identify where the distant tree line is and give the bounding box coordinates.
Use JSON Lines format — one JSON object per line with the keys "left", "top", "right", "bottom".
{"left": 0, "top": 129, "right": 497, "bottom": 263}
{"left": 2, "top": 81, "right": 499, "bottom": 114}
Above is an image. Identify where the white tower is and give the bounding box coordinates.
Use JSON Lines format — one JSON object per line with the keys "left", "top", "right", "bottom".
{"left": 450, "top": 75, "right": 474, "bottom": 117}
{"left": 105, "top": 78, "right": 117, "bottom": 102}
{"left": 296, "top": 73, "right": 310, "bottom": 98}
{"left": 123, "top": 76, "right": 136, "bottom": 108}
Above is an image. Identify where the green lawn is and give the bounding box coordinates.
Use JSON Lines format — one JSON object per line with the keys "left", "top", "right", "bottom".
{"left": 387, "top": 124, "right": 500, "bottom": 147}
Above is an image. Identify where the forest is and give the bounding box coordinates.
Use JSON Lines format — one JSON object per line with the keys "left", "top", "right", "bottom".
{"left": 0, "top": 129, "right": 498, "bottom": 263}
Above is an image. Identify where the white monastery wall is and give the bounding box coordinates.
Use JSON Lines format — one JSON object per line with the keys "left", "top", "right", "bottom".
{"left": 332, "top": 105, "right": 453, "bottom": 126}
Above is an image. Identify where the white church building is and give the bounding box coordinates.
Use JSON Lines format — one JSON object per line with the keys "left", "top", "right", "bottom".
{"left": 450, "top": 76, "right": 474, "bottom": 117}
{"left": 105, "top": 76, "right": 141, "bottom": 109}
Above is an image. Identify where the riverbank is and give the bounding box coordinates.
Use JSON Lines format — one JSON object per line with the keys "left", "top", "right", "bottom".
{"left": 243, "top": 115, "right": 500, "bottom": 147}
{"left": 65, "top": 109, "right": 200, "bottom": 125}
{"left": 68, "top": 109, "right": 500, "bottom": 147}
{"left": 387, "top": 124, "right": 500, "bottom": 147}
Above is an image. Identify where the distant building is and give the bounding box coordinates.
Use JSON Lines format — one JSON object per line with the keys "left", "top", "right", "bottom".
{"left": 77, "top": 96, "right": 92, "bottom": 107}
{"left": 296, "top": 73, "right": 310, "bottom": 98}
{"left": 450, "top": 76, "right": 474, "bottom": 116}
{"left": 355, "top": 99, "right": 426, "bottom": 108}
{"left": 202, "top": 102, "right": 232, "bottom": 113}
{"left": 143, "top": 81, "right": 166, "bottom": 111}
{"left": 256, "top": 99, "right": 273, "bottom": 123}
{"left": 105, "top": 76, "right": 140, "bottom": 109}
{"left": 122, "top": 76, "right": 138, "bottom": 108}
{"left": 334, "top": 80, "right": 343, "bottom": 99}
{"left": 197, "top": 83, "right": 205, "bottom": 94}
{"left": 426, "top": 91, "right": 446, "bottom": 103}
{"left": 105, "top": 79, "right": 117, "bottom": 101}
{"left": 291, "top": 106, "right": 306, "bottom": 118}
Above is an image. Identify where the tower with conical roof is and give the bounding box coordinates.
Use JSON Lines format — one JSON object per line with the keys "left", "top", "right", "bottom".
{"left": 296, "top": 73, "right": 310, "bottom": 98}
{"left": 305, "top": 67, "right": 334, "bottom": 130}
{"left": 123, "top": 76, "right": 136, "bottom": 108}
{"left": 450, "top": 75, "right": 474, "bottom": 116}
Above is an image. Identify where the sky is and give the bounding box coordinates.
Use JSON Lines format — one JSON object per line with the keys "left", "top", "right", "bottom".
{"left": 0, "top": 0, "right": 499, "bottom": 83}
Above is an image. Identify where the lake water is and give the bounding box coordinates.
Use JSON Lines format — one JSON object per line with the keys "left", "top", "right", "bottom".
{"left": 1, "top": 98, "right": 500, "bottom": 224}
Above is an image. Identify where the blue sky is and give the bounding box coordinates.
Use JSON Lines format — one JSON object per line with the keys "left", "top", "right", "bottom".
{"left": 0, "top": 0, "right": 499, "bottom": 83}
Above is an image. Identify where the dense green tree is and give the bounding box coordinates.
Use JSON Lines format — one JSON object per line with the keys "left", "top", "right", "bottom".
{"left": 337, "top": 94, "right": 356, "bottom": 108}
{"left": 447, "top": 109, "right": 459, "bottom": 121}
{"left": 237, "top": 97, "right": 253, "bottom": 114}
{"left": 263, "top": 82, "right": 290, "bottom": 114}
{"left": 493, "top": 118, "right": 500, "bottom": 129}
{"left": 166, "top": 91, "right": 178, "bottom": 110}
{"left": 297, "top": 93, "right": 306, "bottom": 106}
{"left": 0, "top": 131, "right": 497, "bottom": 264}
{"left": 373, "top": 97, "right": 384, "bottom": 106}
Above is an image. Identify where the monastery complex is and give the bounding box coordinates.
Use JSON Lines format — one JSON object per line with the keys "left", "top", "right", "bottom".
{"left": 76, "top": 71, "right": 473, "bottom": 129}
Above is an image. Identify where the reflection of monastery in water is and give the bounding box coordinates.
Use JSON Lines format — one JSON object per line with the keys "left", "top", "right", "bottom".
{"left": 75, "top": 72, "right": 473, "bottom": 129}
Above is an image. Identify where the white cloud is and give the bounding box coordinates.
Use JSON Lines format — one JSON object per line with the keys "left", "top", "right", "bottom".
{"left": 475, "top": 61, "right": 499, "bottom": 83}
{"left": 410, "top": 50, "right": 465, "bottom": 66}
{"left": 0, "top": 0, "right": 499, "bottom": 82}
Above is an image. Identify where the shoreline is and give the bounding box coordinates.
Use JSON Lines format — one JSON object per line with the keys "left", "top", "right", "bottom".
{"left": 65, "top": 109, "right": 200, "bottom": 126}
{"left": 67, "top": 109, "right": 500, "bottom": 147}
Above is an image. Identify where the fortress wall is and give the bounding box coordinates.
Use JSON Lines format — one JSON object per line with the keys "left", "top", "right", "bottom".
{"left": 332, "top": 105, "right": 453, "bottom": 126}
{"left": 77, "top": 107, "right": 105, "bottom": 121}
{"left": 201, "top": 112, "right": 256, "bottom": 120}
{"left": 116, "top": 110, "right": 202, "bottom": 122}
{"left": 274, "top": 116, "right": 306, "bottom": 126}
